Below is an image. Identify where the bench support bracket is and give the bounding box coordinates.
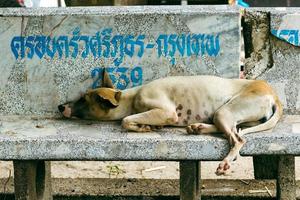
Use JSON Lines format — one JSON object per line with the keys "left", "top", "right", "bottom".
{"left": 13, "top": 161, "right": 52, "bottom": 200}
{"left": 180, "top": 161, "right": 201, "bottom": 200}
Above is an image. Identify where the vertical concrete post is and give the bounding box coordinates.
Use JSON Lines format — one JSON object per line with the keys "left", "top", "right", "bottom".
{"left": 277, "top": 156, "right": 296, "bottom": 200}
{"left": 13, "top": 161, "right": 52, "bottom": 200}
{"left": 179, "top": 161, "right": 201, "bottom": 200}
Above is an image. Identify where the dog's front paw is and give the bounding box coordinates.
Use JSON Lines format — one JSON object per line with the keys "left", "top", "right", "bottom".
{"left": 138, "top": 124, "right": 152, "bottom": 132}
{"left": 122, "top": 120, "right": 152, "bottom": 132}
{"left": 215, "top": 159, "right": 231, "bottom": 176}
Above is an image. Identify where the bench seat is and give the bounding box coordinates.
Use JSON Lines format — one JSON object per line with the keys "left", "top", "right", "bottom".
{"left": 0, "top": 115, "right": 300, "bottom": 161}
{"left": 0, "top": 115, "right": 299, "bottom": 200}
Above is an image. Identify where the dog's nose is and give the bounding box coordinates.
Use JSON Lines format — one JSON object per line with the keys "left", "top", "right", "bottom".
{"left": 58, "top": 105, "right": 65, "bottom": 112}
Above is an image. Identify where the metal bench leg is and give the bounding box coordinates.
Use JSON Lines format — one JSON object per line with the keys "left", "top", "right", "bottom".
{"left": 13, "top": 161, "right": 52, "bottom": 200}
{"left": 277, "top": 156, "right": 296, "bottom": 200}
{"left": 180, "top": 161, "right": 201, "bottom": 200}
{"left": 253, "top": 155, "right": 296, "bottom": 200}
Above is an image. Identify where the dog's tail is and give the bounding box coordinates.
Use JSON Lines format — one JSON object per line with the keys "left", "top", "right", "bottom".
{"left": 239, "top": 98, "right": 283, "bottom": 136}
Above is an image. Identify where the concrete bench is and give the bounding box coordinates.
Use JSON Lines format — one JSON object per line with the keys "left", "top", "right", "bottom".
{"left": 0, "top": 115, "right": 299, "bottom": 199}
{"left": 0, "top": 5, "right": 299, "bottom": 200}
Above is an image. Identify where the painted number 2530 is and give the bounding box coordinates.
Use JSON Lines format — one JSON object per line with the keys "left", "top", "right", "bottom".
{"left": 91, "top": 66, "right": 143, "bottom": 90}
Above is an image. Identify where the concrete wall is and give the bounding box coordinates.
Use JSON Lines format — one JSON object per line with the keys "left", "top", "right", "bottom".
{"left": 244, "top": 8, "right": 300, "bottom": 114}
{"left": 0, "top": 6, "right": 240, "bottom": 116}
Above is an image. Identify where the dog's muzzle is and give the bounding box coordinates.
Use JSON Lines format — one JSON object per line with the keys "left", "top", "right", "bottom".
{"left": 58, "top": 104, "right": 72, "bottom": 118}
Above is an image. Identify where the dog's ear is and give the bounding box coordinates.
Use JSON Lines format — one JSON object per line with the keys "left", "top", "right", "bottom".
{"left": 95, "top": 88, "right": 121, "bottom": 108}
{"left": 102, "top": 69, "right": 114, "bottom": 88}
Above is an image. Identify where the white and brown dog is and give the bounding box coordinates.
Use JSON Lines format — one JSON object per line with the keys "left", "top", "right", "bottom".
{"left": 58, "top": 70, "right": 282, "bottom": 175}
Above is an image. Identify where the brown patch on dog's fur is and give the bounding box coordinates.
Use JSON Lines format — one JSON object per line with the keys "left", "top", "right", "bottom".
{"left": 176, "top": 104, "right": 183, "bottom": 110}
{"left": 240, "top": 80, "right": 274, "bottom": 97}
{"left": 183, "top": 119, "right": 188, "bottom": 125}
{"left": 95, "top": 88, "right": 121, "bottom": 107}
{"left": 240, "top": 80, "right": 283, "bottom": 118}
{"left": 187, "top": 109, "right": 191, "bottom": 115}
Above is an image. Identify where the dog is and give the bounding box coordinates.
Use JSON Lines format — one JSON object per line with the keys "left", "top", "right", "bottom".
{"left": 58, "top": 70, "right": 282, "bottom": 175}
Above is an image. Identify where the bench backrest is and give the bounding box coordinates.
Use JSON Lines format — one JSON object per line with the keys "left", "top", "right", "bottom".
{"left": 0, "top": 6, "right": 240, "bottom": 116}
{"left": 245, "top": 8, "right": 300, "bottom": 115}
{"left": 270, "top": 9, "right": 300, "bottom": 115}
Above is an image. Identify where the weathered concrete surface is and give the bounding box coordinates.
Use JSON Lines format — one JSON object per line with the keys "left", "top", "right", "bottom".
{"left": 243, "top": 11, "right": 273, "bottom": 79}
{"left": 13, "top": 161, "right": 52, "bottom": 200}
{"left": 244, "top": 8, "right": 300, "bottom": 115}
{"left": 0, "top": 6, "right": 240, "bottom": 116}
{"left": 268, "top": 9, "right": 300, "bottom": 115}
{"left": 265, "top": 37, "right": 300, "bottom": 115}
{"left": 179, "top": 161, "right": 201, "bottom": 200}
{"left": 277, "top": 156, "right": 296, "bottom": 200}
{"left": 270, "top": 8, "right": 300, "bottom": 47}
{"left": 0, "top": 115, "right": 299, "bottom": 160}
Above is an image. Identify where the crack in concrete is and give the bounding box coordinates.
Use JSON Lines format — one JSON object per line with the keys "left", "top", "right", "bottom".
{"left": 50, "top": 15, "right": 67, "bottom": 37}
{"left": 243, "top": 11, "right": 274, "bottom": 79}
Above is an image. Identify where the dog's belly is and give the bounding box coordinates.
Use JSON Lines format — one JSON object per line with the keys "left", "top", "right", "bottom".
{"left": 169, "top": 87, "right": 235, "bottom": 126}
{"left": 173, "top": 102, "right": 214, "bottom": 126}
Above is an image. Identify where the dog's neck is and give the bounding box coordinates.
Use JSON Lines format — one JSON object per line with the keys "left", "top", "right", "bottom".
{"left": 106, "top": 86, "right": 140, "bottom": 120}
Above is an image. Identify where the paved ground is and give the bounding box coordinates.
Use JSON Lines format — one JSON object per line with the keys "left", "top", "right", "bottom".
{"left": 0, "top": 157, "right": 299, "bottom": 180}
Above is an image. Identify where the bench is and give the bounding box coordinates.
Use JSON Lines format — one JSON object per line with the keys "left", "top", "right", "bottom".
{"left": 0, "top": 5, "right": 299, "bottom": 200}
{"left": 0, "top": 115, "right": 299, "bottom": 199}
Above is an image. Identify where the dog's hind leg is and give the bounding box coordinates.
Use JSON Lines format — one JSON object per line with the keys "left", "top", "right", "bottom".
{"left": 213, "top": 83, "right": 277, "bottom": 175}
{"left": 122, "top": 108, "right": 178, "bottom": 132}
{"left": 213, "top": 108, "right": 246, "bottom": 176}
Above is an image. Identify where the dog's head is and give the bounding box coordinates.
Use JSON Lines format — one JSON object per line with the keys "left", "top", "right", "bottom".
{"left": 58, "top": 70, "right": 121, "bottom": 120}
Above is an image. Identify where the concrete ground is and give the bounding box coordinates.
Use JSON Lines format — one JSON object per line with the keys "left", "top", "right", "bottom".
{"left": 0, "top": 157, "right": 299, "bottom": 180}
